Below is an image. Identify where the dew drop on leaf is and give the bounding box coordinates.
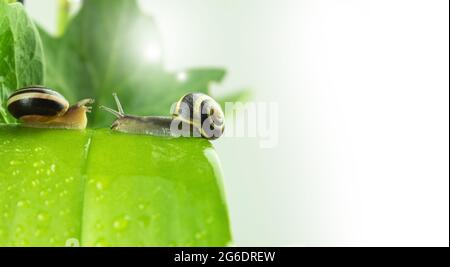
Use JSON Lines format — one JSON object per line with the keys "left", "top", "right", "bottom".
{"left": 113, "top": 215, "right": 130, "bottom": 231}
{"left": 95, "top": 223, "right": 104, "bottom": 230}
{"left": 37, "top": 212, "right": 48, "bottom": 222}
{"left": 96, "top": 181, "right": 104, "bottom": 191}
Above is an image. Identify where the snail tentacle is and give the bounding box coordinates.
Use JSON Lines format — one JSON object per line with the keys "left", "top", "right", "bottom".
{"left": 99, "top": 105, "right": 124, "bottom": 118}
{"left": 112, "top": 93, "right": 125, "bottom": 115}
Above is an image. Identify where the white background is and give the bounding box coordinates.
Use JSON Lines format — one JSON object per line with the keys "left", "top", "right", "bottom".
{"left": 27, "top": 0, "right": 449, "bottom": 246}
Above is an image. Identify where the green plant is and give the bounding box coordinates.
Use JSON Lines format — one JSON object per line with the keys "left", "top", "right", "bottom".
{"left": 0, "top": 127, "right": 230, "bottom": 246}
{"left": 0, "top": 0, "right": 44, "bottom": 124}
{"left": 0, "top": 0, "right": 239, "bottom": 246}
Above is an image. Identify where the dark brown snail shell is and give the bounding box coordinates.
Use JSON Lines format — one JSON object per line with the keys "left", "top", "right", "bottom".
{"left": 7, "top": 86, "right": 69, "bottom": 120}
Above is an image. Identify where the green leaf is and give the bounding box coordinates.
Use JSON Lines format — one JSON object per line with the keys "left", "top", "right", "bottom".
{"left": 0, "top": 1, "right": 44, "bottom": 124}
{"left": 39, "top": 0, "right": 227, "bottom": 127}
{"left": 0, "top": 125, "right": 231, "bottom": 246}
{"left": 0, "top": 0, "right": 235, "bottom": 247}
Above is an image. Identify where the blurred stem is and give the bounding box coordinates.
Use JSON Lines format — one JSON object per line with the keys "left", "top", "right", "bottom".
{"left": 57, "top": 0, "right": 70, "bottom": 36}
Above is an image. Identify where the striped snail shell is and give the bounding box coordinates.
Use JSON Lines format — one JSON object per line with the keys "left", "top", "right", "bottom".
{"left": 6, "top": 86, "right": 94, "bottom": 130}
{"left": 7, "top": 86, "right": 69, "bottom": 122}
{"left": 172, "top": 93, "right": 225, "bottom": 140}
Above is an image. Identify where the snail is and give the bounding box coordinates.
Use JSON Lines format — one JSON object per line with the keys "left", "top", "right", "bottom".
{"left": 7, "top": 86, "right": 94, "bottom": 129}
{"left": 100, "top": 93, "right": 225, "bottom": 140}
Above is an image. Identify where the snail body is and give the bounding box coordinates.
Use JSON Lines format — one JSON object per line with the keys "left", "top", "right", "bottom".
{"left": 101, "top": 93, "right": 225, "bottom": 140}
{"left": 7, "top": 86, "right": 94, "bottom": 129}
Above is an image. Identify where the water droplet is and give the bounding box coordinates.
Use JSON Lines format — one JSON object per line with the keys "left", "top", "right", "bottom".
{"left": 16, "top": 201, "right": 24, "bottom": 207}
{"left": 95, "top": 195, "right": 104, "bottom": 202}
{"left": 59, "top": 190, "right": 68, "bottom": 197}
{"left": 34, "top": 230, "right": 42, "bottom": 237}
{"left": 138, "top": 215, "right": 150, "bottom": 228}
{"left": 195, "top": 231, "right": 206, "bottom": 240}
{"left": 31, "top": 179, "right": 39, "bottom": 187}
{"left": 3, "top": 212, "right": 9, "bottom": 218}
{"left": 96, "top": 181, "right": 104, "bottom": 191}
{"left": 37, "top": 212, "right": 48, "bottom": 222}
{"left": 113, "top": 216, "right": 130, "bottom": 231}
{"left": 15, "top": 225, "right": 23, "bottom": 233}
{"left": 59, "top": 210, "right": 67, "bottom": 216}
{"left": 9, "top": 160, "right": 19, "bottom": 166}
{"left": 33, "top": 160, "right": 44, "bottom": 168}
{"left": 138, "top": 204, "right": 146, "bottom": 210}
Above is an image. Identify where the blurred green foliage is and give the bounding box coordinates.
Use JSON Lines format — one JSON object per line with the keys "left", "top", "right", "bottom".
{"left": 40, "top": 0, "right": 247, "bottom": 127}
{"left": 0, "top": 0, "right": 233, "bottom": 247}
{"left": 1, "top": 0, "right": 249, "bottom": 127}
{"left": 0, "top": 0, "right": 44, "bottom": 124}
